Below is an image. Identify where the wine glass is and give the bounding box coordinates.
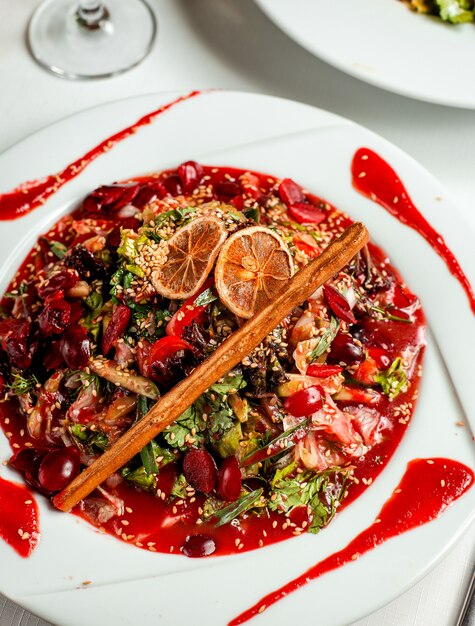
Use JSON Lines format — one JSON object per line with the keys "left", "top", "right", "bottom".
{"left": 28, "top": 0, "right": 157, "bottom": 80}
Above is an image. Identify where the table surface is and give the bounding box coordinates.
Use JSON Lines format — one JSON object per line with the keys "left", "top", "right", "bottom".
{"left": 0, "top": 1, "right": 474, "bottom": 625}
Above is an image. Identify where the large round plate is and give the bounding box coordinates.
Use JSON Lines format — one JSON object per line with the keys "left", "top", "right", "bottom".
{"left": 0, "top": 91, "right": 474, "bottom": 626}
{"left": 255, "top": 0, "right": 475, "bottom": 109}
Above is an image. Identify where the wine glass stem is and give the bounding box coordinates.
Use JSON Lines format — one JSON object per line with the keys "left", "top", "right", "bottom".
{"left": 76, "top": 1, "right": 109, "bottom": 29}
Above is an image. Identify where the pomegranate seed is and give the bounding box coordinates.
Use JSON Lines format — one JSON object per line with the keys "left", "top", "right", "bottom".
{"left": 102, "top": 304, "right": 131, "bottom": 356}
{"left": 182, "top": 534, "right": 216, "bottom": 558}
{"left": 323, "top": 284, "right": 356, "bottom": 325}
{"left": 38, "top": 299, "right": 71, "bottom": 336}
{"left": 328, "top": 332, "right": 364, "bottom": 367}
{"left": 60, "top": 325, "right": 91, "bottom": 369}
{"left": 183, "top": 449, "right": 217, "bottom": 494}
{"left": 178, "top": 161, "right": 203, "bottom": 192}
{"left": 279, "top": 178, "right": 306, "bottom": 206}
{"left": 38, "top": 447, "right": 81, "bottom": 492}
{"left": 217, "top": 456, "right": 242, "bottom": 501}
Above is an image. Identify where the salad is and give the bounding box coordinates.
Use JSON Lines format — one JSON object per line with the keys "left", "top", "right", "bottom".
{"left": 0, "top": 161, "right": 425, "bottom": 558}
{"left": 400, "top": 0, "right": 475, "bottom": 23}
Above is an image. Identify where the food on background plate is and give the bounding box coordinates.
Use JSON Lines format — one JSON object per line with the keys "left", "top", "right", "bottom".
{"left": 0, "top": 161, "right": 425, "bottom": 558}
{"left": 400, "top": 0, "right": 475, "bottom": 23}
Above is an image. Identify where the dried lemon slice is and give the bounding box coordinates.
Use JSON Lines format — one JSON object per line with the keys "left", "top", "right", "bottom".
{"left": 152, "top": 215, "right": 227, "bottom": 299}
{"left": 215, "top": 226, "right": 294, "bottom": 319}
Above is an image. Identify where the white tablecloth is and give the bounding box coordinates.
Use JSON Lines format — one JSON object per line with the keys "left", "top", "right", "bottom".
{"left": 0, "top": 1, "right": 474, "bottom": 625}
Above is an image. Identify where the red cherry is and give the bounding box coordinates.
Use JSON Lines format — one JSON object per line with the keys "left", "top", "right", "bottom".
{"left": 328, "top": 332, "right": 364, "bottom": 367}
{"left": 218, "top": 456, "right": 242, "bottom": 501}
{"left": 60, "top": 325, "right": 91, "bottom": 369}
{"left": 38, "top": 447, "right": 81, "bottom": 492}
{"left": 178, "top": 161, "right": 203, "bottom": 192}
{"left": 183, "top": 449, "right": 217, "bottom": 494}
{"left": 283, "top": 385, "right": 324, "bottom": 417}
{"left": 182, "top": 534, "right": 216, "bottom": 558}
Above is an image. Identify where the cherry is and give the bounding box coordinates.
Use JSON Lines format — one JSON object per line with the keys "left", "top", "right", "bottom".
{"left": 328, "top": 332, "right": 365, "bottom": 367}
{"left": 38, "top": 299, "right": 71, "bottom": 336}
{"left": 182, "top": 534, "right": 216, "bottom": 558}
{"left": 284, "top": 385, "right": 324, "bottom": 417}
{"left": 215, "top": 181, "right": 241, "bottom": 199}
{"left": 217, "top": 456, "right": 242, "bottom": 501}
{"left": 178, "top": 161, "right": 203, "bottom": 192}
{"left": 60, "top": 325, "right": 91, "bottom": 369}
{"left": 163, "top": 174, "right": 182, "bottom": 196}
{"left": 38, "top": 446, "right": 81, "bottom": 492}
{"left": 183, "top": 449, "right": 217, "bottom": 494}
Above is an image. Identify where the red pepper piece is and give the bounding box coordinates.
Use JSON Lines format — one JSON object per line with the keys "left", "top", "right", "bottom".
{"left": 101, "top": 304, "right": 131, "bottom": 356}
{"left": 166, "top": 279, "right": 213, "bottom": 338}
{"left": 279, "top": 178, "right": 306, "bottom": 206}
{"left": 306, "top": 363, "right": 343, "bottom": 378}
{"left": 323, "top": 284, "right": 356, "bottom": 325}
{"left": 288, "top": 202, "right": 326, "bottom": 225}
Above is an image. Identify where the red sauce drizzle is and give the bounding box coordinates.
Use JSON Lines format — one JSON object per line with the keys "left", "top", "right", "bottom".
{"left": 352, "top": 148, "right": 475, "bottom": 315}
{"left": 230, "top": 458, "right": 474, "bottom": 625}
{"left": 0, "top": 476, "right": 40, "bottom": 557}
{"left": 0, "top": 90, "right": 202, "bottom": 220}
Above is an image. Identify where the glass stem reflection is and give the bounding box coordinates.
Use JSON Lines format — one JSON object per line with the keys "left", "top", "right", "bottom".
{"left": 76, "top": 1, "right": 109, "bottom": 29}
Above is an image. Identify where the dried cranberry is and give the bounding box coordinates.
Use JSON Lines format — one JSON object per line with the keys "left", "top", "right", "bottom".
{"left": 0, "top": 318, "right": 36, "bottom": 369}
{"left": 178, "top": 161, "right": 203, "bottom": 192}
{"left": 60, "top": 325, "right": 91, "bottom": 369}
{"left": 102, "top": 305, "right": 131, "bottom": 356}
{"left": 217, "top": 456, "right": 242, "bottom": 501}
{"left": 38, "top": 299, "right": 71, "bottom": 336}
{"left": 43, "top": 339, "right": 65, "bottom": 369}
{"left": 65, "top": 246, "right": 107, "bottom": 280}
{"left": 83, "top": 184, "right": 140, "bottom": 214}
{"left": 215, "top": 181, "right": 241, "bottom": 199}
{"left": 163, "top": 174, "right": 182, "bottom": 196}
{"left": 10, "top": 447, "right": 56, "bottom": 496}
{"left": 37, "top": 446, "right": 81, "bottom": 492}
{"left": 323, "top": 284, "right": 356, "bottom": 325}
{"left": 38, "top": 271, "right": 78, "bottom": 300}
{"left": 133, "top": 182, "right": 167, "bottom": 208}
{"left": 182, "top": 534, "right": 216, "bottom": 558}
{"left": 183, "top": 449, "right": 217, "bottom": 494}
{"left": 328, "top": 332, "right": 365, "bottom": 367}
{"left": 279, "top": 178, "right": 306, "bottom": 206}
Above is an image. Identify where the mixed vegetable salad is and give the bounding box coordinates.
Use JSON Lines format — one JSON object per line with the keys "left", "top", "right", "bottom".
{"left": 0, "top": 161, "right": 425, "bottom": 557}
{"left": 401, "top": 0, "right": 475, "bottom": 23}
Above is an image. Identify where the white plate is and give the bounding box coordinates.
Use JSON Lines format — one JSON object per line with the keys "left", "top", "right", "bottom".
{"left": 255, "top": 0, "right": 475, "bottom": 109}
{"left": 0, "top": 91, "right": 474, "bottom": 626}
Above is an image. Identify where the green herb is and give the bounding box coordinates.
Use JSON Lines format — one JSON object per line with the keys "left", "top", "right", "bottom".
{"left": 310, "top": 317, "right": 340, "bottom": 362}
{"left": 122, "top": 465, "right": 156, "bottom": 490}
{"left": 210, "top": 372, "right": 246, "bottom": 395}
{"left": 7, "top": 372, "right": 38, "bottom": 396}
{"left": 214, "top": 488, "right": 264, "bottom": 526}
{"left": 436, "top": 0, "right": 474, "bottom": 23}
{"left": 136, "top": 395, "right": 159, "bottom": 474}
{"left": 369, "top": 304, "right": 413, "bottom": 324}
{"left": 194, "top": 287, "right": 218, "bottom": 307}
{"left": 4, "top": 282, "right": 28, "bottom": 299}
{"left": 271, "top": 461, "right": 297, "bottom": 488}
{"left": 47, "top": 240, "right": 68, "bottom": 259}
{"left": 213, "top": 421, "right": 242, "bottom": 458}
{"left": 162, "top": 404, "right": 207, "bottom": 450}
{"left": 147, "top": 207, "right": 197, "bottom": 239}
{"left": 269, "top": 467, "right": 351, "bottom": 533}
{"left": 374, "top": 357, "right": 408, "bottom": 400}
{"left": 171, "top": 473, "right": 189, "bottom": 498}
{"left": 242, "top": 420, "right": 309, "bottom": 466}
{"left": 243, "top": 206, "right": 260, "bottom": 223}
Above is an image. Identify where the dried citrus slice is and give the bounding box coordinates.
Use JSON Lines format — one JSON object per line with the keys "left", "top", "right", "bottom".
{"left": 152, "top": 215, "right": 227, "bottom": 299}
{"left": 215, "top": 226, "right": 294, "bottom": 319}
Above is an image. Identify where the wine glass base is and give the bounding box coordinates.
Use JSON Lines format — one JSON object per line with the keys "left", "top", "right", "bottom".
{"left": 28, "top": 0, "right": 157, "bottom": 80}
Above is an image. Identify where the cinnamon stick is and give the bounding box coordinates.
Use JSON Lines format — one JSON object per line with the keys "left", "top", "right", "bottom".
{"left": 53, "top": 222, "right": 369, "bottom": 512}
